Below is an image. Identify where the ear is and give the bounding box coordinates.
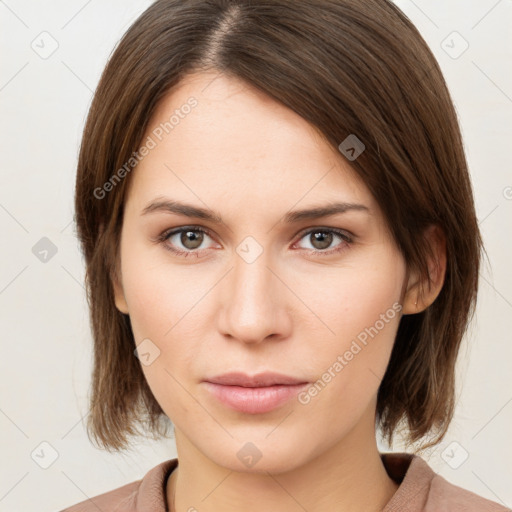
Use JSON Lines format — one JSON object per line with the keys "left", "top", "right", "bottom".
{"left": 112, "top": 267, "right": 129, "bottom": 314}
{"left": 402, "top": 224, "right": 447, "bottom": 315}
{"left": 110, "top": 235, "right": 129, "bottom": 315}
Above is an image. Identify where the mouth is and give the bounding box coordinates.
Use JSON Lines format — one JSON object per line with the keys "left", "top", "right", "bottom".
{"left": 202, "top": 372, "right": 309, "bottom": 414}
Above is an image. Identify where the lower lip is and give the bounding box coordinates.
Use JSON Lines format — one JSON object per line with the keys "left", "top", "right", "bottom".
{"left": 203, "top": 382, "right": 309, "bottom": 414}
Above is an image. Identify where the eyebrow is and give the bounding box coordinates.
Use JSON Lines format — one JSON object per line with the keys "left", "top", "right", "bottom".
{"left": 141, "top": 198, "right": 370, "bottom": 224}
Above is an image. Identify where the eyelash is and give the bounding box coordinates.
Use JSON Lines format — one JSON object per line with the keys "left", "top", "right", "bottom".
{"left": 156, "top": 226, "right": 354, "bottom": 258}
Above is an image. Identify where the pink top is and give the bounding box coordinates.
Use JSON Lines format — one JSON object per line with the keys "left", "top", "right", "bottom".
{"left": 60, "top": 452, "right": 510, "bottom": 511}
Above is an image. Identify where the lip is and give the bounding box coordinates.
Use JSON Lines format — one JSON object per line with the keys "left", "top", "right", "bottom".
{"left": 205, "top": 371, "right": 308, "bottom": 387}
{"left": 203, "top": 372, "right": 309, "bottom": 414}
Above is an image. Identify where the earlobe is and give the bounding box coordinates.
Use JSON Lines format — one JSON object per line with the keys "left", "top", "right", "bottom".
{"left": 102, "top": 220, "right": 129, "bottom": 314}
{"left": 112, "top": 266, "right": 129, "bottom": 315}
{"left": 401, "top": 267, "right": 421, "bottom": 315}
{"left": 402, "top": 224, "right": 447, "bottom": 315}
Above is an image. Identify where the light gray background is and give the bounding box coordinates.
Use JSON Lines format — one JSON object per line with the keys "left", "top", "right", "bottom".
{"left": 1, "top": 1, "right": 511, "bottom": 511}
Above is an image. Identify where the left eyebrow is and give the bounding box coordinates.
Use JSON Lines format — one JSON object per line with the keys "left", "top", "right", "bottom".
{"left": 283, "top": 202, "right": 370, "bottom": 223}
{"left": 141, "top": 197, "right": 370, "bottom": 224}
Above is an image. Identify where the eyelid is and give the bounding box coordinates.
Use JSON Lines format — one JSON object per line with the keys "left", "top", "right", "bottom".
{"left": 291, "top": 226, "right": 354, "bottom": 254}
{"left": 158, "top": 225, "right": 354, "bottom": 242}
{"left": 156, "top": 224, "right": 354, "bottom": 257}
{"left": 294, "top": 225, "right": 354, "bottom": 242}
{"left": 157, "top": 225, "right": 218, "bottom": 246}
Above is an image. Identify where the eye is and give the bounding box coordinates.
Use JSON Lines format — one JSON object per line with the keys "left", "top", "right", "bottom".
{"left": 158, "top": 226, "right": 217, "bottom": 257}
{"left": 294, "top": 227, "right": 353, "bottom": 256}
{"left": 156, "top": 226, "right": 353, "bottom": 258}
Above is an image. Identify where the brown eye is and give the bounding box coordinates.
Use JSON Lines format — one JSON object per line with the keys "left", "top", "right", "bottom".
{"left": 295, "top": 228, "right": 353, "bottom": 256}
{"left": 309, "top": 231, "right": 333, "bottom": 250}
{"left": 160, "top": 227, "right": 216, "bottom": 256}
{"left": 179, "top": 230, "right": 204, "bottom": 250}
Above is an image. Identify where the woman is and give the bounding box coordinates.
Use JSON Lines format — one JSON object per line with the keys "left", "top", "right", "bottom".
{"left": 62, "top": 0, "right": 509, "bottom": 510}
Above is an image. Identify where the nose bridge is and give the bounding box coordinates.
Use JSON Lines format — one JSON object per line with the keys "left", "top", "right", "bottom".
{"left": 220, "top": 235, "right": 288, "bottom": 342}
{"left": 236, "top": 245, "right": 273, "bottom": 298}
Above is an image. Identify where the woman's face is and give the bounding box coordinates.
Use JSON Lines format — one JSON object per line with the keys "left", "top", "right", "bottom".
{"left": 113, "top": 71, "right": 413, "bottom": 473}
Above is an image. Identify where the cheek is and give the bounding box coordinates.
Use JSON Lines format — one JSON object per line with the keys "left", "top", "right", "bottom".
{"left": 120, "top": 238, "right": 200, "bottom": 342}
{"left": 295, "top": 249, "right": 405, "bottom": 403}
{"left": 124, "top": 268, "right": 201, "bottom": 385}
{"left": 118, "top": 240, "right": 208, "bottom": 413}
{"left": 299, "top": 248, "right": 404, "bottom": 341}
{"left": 124, "top": 268, "right": 201, "bottom": 422}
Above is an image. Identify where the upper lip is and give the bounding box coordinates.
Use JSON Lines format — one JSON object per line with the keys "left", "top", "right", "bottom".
{"left": 204, "top": 372, "right": 308, "bottom": 387}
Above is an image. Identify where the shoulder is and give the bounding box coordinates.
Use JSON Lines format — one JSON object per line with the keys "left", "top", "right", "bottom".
{"left": 427, "top": 471, "right": 510, "bottom": 512}
{"left": 381, "top": 452, "right": 510, "bottom": 512}
{"left": 58, "top": 480, "right": 140, "bottom": 512}
{"left": 58, "top": 458, "right": 178, "bottom": 512}
{"left": 381, "top": 453, "right": 512, "bottom": 512}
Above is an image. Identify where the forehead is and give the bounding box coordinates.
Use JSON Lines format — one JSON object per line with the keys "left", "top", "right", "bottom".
{"left": 125, "top": 71, "right": 377, "bottom": 218}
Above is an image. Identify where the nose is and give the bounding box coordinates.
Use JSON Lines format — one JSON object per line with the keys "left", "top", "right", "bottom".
{"left": 217, "top": 247, "right": 292, "bottom": 344}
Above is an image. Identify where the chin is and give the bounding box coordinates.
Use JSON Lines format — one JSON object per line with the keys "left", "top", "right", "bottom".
{"left": 203, "top": 436, "right": 315, "bottom": 475}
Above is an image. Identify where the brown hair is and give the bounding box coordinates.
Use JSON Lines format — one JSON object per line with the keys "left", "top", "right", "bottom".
{"left": 74, "top": 0, "right": 482, "bottom": 452}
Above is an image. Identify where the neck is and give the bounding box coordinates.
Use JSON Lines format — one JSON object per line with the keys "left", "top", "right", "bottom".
{"left": 166, "top": 408, "right": 399, "bottom": 512}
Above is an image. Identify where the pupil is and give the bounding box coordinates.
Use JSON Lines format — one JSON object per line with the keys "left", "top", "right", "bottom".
{"left": 312, "top": 231, "right": 332, "bottom": 250}
{"left": 182, "top": 230, "right": 203, "bottom": 249}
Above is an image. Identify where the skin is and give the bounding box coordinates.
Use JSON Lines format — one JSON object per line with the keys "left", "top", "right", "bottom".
{"left": 113, "top": 71, "right": 446, "bottom": 512}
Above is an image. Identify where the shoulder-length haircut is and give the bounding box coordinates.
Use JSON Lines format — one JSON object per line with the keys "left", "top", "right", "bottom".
{"left": 74, "top": 0, "right": 482, "bottom": 452}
